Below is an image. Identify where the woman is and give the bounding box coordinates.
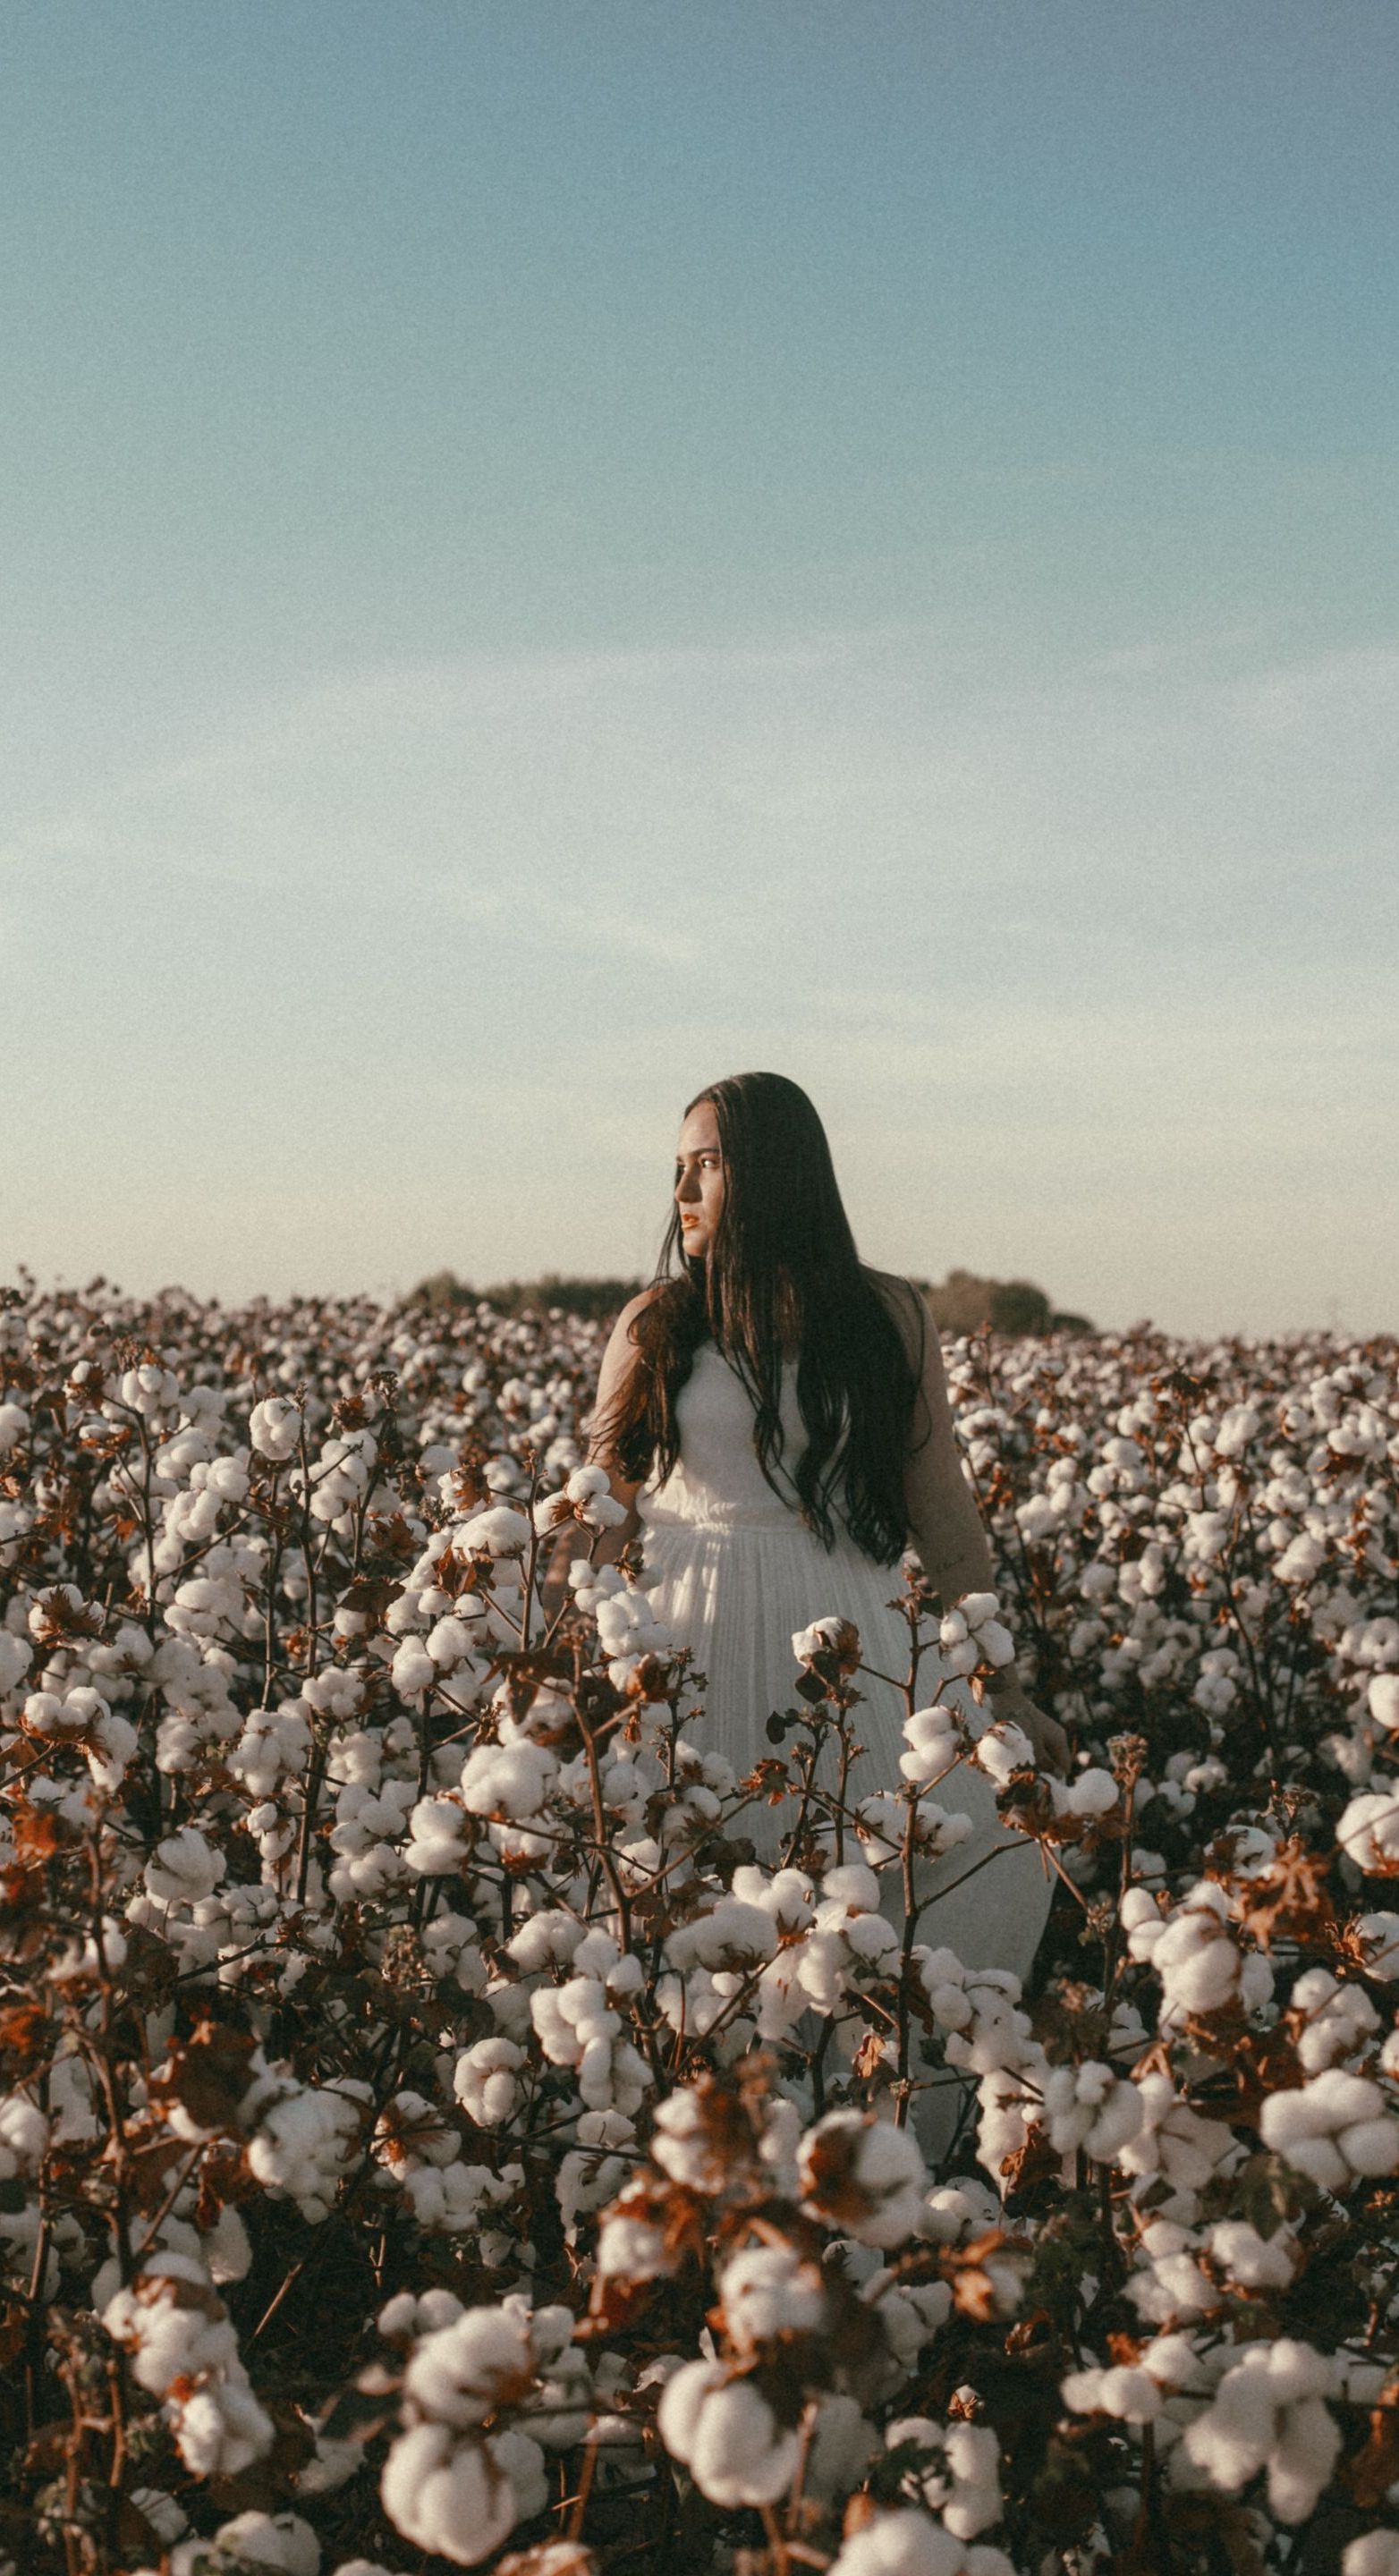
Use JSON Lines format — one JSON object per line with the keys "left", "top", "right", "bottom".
{"left": 561, "top": 1071, "right": 1066, "bottom": 1999}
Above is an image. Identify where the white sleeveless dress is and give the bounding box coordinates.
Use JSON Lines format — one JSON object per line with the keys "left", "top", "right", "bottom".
{"left": 636, "top": 1341, "right": 1053, "bottom": 1994}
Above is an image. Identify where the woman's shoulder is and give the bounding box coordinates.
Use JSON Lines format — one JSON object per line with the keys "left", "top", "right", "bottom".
{"left": 589, "top": 1283, "right": 673, "bottom": 1437}
{"left": 604, "top": 1278, "right": 672, "bottom": 1359}
{"left": 860, "top": 1267, "right": 929, "bottom": 1367}
{"left": 861, "top": 1262, "right": 924, "bottom": 1320}
{"left": 615, "top": 1280, "right": 669, "bottom": 1330}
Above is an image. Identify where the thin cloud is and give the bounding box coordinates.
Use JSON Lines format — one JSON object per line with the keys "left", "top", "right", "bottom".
{"left": 3, "top": 623, "right": 1395, "bottom": 1334}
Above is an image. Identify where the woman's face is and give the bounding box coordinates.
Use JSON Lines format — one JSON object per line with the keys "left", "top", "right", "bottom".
{"left": 674, "top": 1101, "right": 725, "bottom": 1258}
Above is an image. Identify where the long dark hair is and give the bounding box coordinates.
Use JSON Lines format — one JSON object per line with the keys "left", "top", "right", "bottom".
{"left": 595, "top": 1072, "right": 928, "bottom": 1563}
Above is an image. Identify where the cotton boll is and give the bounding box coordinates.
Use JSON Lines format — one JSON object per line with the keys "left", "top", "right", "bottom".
{"left": 1015, "top": 1491, "right": 1064, "bottom": 1543}
{"left": 103, "top": 2260, "right": 274, "bottom": 2478}
{"left": 1339, "top": 1791, "right": 1399, "bottom": 1875}
{"left": 822, "top": 1862, "right": 884, "bottom": 1913}
{"left": 403, "top": 1796, "right": 471, "bottom": 1876}
{"left": 1354, "top": 1913, "right": 1399, "bottom": 1979}
{"left": 827, "top": 2507, "right": 976, "bottom": 2576}
{"left": 404, "top": 2156, "right": 513, "bottom": 2237}
{"left": 923, "top": 1957, "right": 1036, "bottom": 2082}
{"left": 572, "top": 1479, "right": 627, "bottom": 1532}
{"left": 247, "top": 2083, "right": 366, "bottom": 2223}
{"left": 379, "top": 2423, "right": 523, "bottom": 2565}
{"left": 0, "top": 1401, "right": 30, "bottom": 1454}
{"left": 885, "top": 2417, "right": 1005, "bottom": 2539}
{"left": 555, "top": 2111, "right": 633, "bottom": 2243}
{"left": 972, "top": 1721, "right": 1034, "bottom": 1786}
{"left": 454, "top": 2038, "right": 527, "bottom": 2130}
{"left": 379, "top": 2284, "right": 462, "bottom": 2337}
{"left": 483, "top": 1447, "right": 524, "bottom": 1488}
{"left": 1209, "top": 1403, "right": 1259, "bottom": 1458}
{"left": 921, "top": 2181, "right": 1001, "bottom": 2247}
{"left": 657, "top": 2359, "right": 801, "bottom": 2506}
{"left": 792, "top": 1615, "right": 862, "bottom": 1675}
{"left": 427, "top": 1613, "right": 484, "bottom": 1672}
{"left": 192, "top": 2512, "right": 320, "bottom": 2573}
{"left": 649, "top": 2087, "right": 734, "bottom": 2193}
{"left": 130, "top": 2487, "right": 188, "bottom": 2549}
{"left": 391, "top": 1639, "right": 438, "bottom": 1702}
{"left": 1289, "top": 1968, "right": 1379, "bottom": 2072}
{"left": 301, "top": 1665, "right": 364, "bottom": 1722}
{"left": 507, "top": 1908, "right": 587, "bottom": 1973}
{"left": 1180, "top": 2339, "right": 1341, "bottom": 2523}
{"left": 1041, "top": 2063, "right": 1144, "bottom": 2161}
{"left": 83, "top": 1702, "right": 139, "bottom": 1791}
{"left": 665, "top": 1898, "right": 778, "bottom": 1974}
{"left": 1206, "top": 2220, "right": 1299, "bottom": 2292}
{"left": 1049, "top": 1768, "right": 1120, "bottom": 1820}
{"left": 1061, "top": 2364, "right": 1164, "bottom": 2423}
{"left": 0, "top": 1630, "right": 32, "bottom": 1694}
{"left": 249, "top": 1396, "right": 304, "bottom": 1462}
{"left": 1150, "top": 1896, "right": 1247, "bottom": 2021}
{"left": 595, "top": 2207, "right": 672, "bottom": 2284}
{"left": 1124, "top": 2221, "right": 1218, "bottom": 2326}
{"left": 201, "top": 2201, "right": 253, "bottom": 2285}
{"left": 22, "top": 1682, "right": 106, "bottom": 1745}
{"left": 0, "top": 2095, "right": 49, "bottom": 2181}
{"left": 454, "top": 1505, "right": 532, "bottom": 1558}
{"left": 1276, "top": 1532, "right": 1327, "bottom": 1585}
{"left": 1259, "top": 2071, "right": 1399, "bottom": 2190}
{"left": 731, "top": 1862, "right": 816, "bottom": 1936}
{"left": 144, "top": 1827, "right": 225, "bottom": 1908}
{"left": 229, "top": 1703, "right": 313, "bottom": 1799}
{"left": 718, "top": 2243, "right": 827, "bottom": 2350}
{"left": 460, "top": 1741, "right": 557, "bottom": 1822}
{"left": 403, "top": 2304, "right": 537, "bottom": 2428}
{"left": 856, "top": 1791, "right": 973, "bottom": 1867}
{"left": 120, "top": 1362, "right": 181, "bottom": 1420}
{"left": 973, "top": 1620, "right": 1015, "bottom": 1668}
{"left": 529, "top": 1974, "right": 646, "bottom": 2118}
{"left": 373, "top": 2089, "right": 459, "bottom": 2177}
{"left": 383, "top": 1588, "right": 431, "bottom": 1639}
{"left": 901, "top": 1705, "right": 966, "bottom": 1786}
{"left": 1343, "top": 2537, "right": 1399, "bottom": 2576}
{"left": 1116, "top": 2075, "right": 1234, "bottom": 2193}
{"left": 799, "top": 2110, "right": 928, "bottom": 2249}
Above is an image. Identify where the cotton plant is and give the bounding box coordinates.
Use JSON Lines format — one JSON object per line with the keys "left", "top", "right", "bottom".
{"left": 0, "top": 1282, "right": 1397, "bottom": 2572}
{"left": 102, "top": 2253, "right": 276, "bottom": 2479}
{"left": 373, "top": 2294, "right": 570, "bottom": 2565}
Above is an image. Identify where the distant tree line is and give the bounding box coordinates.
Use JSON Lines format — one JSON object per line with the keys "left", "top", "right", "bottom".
{"left": 408, "top": 1270, "right": 646, "bottom": 1322}
{"left": 406, "top": 1266, "right": 1094, "bottom": 1335}
{"left": 912, "top": 1268, "right": 1095, "bottom": 1337}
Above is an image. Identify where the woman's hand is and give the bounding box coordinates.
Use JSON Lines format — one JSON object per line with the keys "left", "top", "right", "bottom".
{"left": 986, "top": 1674, "right": 1073, "bottom": 1778}
{"left": 1015, "top": 1699, "right": 1073, "bottom": 1780}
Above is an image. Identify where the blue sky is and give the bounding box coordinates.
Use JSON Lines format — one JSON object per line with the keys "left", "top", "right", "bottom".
{"left": 4, "top": 2, "right": 1395, "bottom": 1335}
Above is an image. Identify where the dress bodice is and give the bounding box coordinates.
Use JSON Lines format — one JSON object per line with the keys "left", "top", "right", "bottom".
{"left": 638, "top": 1342, "right": 844, "bottom": 1539}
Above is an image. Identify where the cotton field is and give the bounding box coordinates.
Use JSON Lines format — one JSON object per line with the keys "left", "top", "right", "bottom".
{"left": 1, "top": 1278, "right": 1397, "bottom": 2576}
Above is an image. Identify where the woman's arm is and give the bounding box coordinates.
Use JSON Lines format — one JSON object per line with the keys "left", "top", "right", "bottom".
{"left": 580, "top": 1288, "right": 656, "bottom": 1556}
{"left": 539, "top": 1288, "right": 659, "bottom": 1613}
{"left": 874, "top": 1275, "right": 1071, "bottom": 1774}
